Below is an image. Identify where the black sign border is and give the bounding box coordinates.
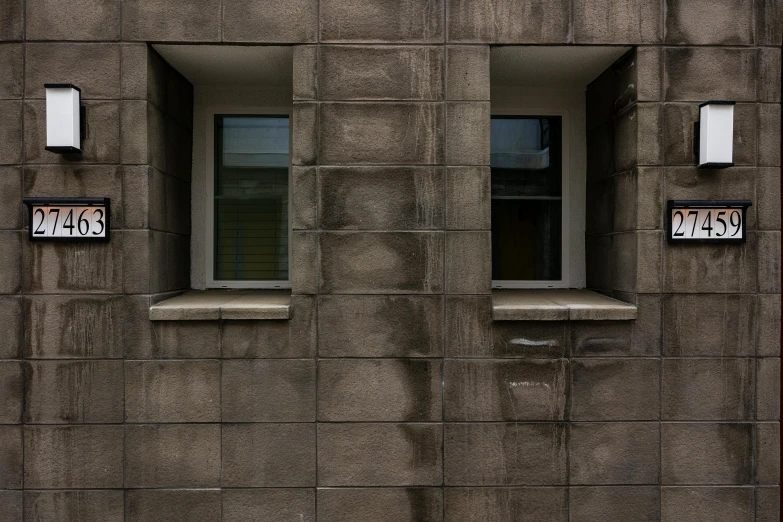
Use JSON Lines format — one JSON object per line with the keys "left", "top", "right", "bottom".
{"left": 23, "top": 197, "right": 111, "bottom": 243}
{"left": 667, "top": 199, "right": 752, "bottom": 245}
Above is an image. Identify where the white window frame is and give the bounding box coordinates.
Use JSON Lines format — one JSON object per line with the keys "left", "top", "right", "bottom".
{"left": 205, "top": 107, "right": 293, "bottom": 289}
{"left": 491, "top": 107, "right": 571, "bottom": 289}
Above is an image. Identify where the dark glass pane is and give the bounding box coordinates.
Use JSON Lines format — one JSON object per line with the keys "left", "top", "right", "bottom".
{"left": 491, "top": 116, "right": 562, "bottom": 281}
{"left": 214, "top": 115, "right": 289, "bottom": 281}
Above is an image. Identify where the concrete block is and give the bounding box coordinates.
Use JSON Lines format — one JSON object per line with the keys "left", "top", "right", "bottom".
{"left": 125, "top": 490, "right": 220, "bottom": 522}
{"left": 124, "top": 424, "right": 220, "bottom": 487}
{"left": 757, "top": 0, "right": 783, "bottom": 45}
{"left": 292, "top": 231, "right": 318, "bottom": 294}
{"left": 759, "top": 104, "right": 781, "bottom": 167}
{"left": 570, "top": 422, "right": 659, "bottom": 484}
{"left": 0, "top": 296, "right": 22, "bottom": 358}
{"left": 757, "top": 358, "right": 780, "bottom": 420}
{"left": 636, "top": 47, "right": 662, "bottom": 102}
{"left": 0, "top": 231, "right": 21, "bottom": 293}
{"left": 0, "top": 167, "right": 21, "bottom": 230}
{"left": 573, "top": 0, "right": 661, "bottom": 43}
{"left": 0, "top": 426, "right": 21, "bottom": 488}
{"left": 661, "top": 423, "right": 753, "bottom": 484}
{"left": 662, "top": 294, "right": 757, "bottom": 356}
{"left": 292, "top": 166, "right": 316, "bottom": 230}
{"left": 759, "top": 48, "right": 781, "bottom": 102}
{"left": 23, "top": 165, "right": 124, "bottom": 227}
{"left": 25, "top": 0, "right": 121, "bottom": 40}
{"left": 221, "top": 296, "right": 316, "bottom": 358}
{"left": 318, "top": 295, "right": 443, "bottom": 357}
{"left": 0, "top": 43, "right": 22, "bottom": 98}
{"left": 0, "top": 100, "right": 21, "bottom": 165}
{"left": 444, "top": 359, "right": 568, "bottom": 421}
{"left": 444, "top": 487, "right": 566, "bottom": 522}
{"left": 24, "top": 360, "right": 124, "bottom": 423}
{"left": 664, "top": 48, "right": 756, "bottom": 102}
{"left": 24, "top": 491, "right": 123, "bottom": 522}
{"left": 319, "top": 103, "right": 443, "bottom": 165}
{"left": 664, "top": 0, "right": 753, "bottom": 44}
{"left": 319, "top": 488, "right": 442, "bottom": 522}
{"left": 0, "top": 492, "right": 21, "bottom": 521}
{"left": 319, "top": 166, "right": 443, "bottom": 230}
{"left": 124, "top": 360, "right": 220, "bottom": 423}
{"left": 757, "top": 294, "right": 781, "bottom": 356}
{"left": 758, "top": 168, "right": 781, "bottom": 230}
{"left": 569, "top": 486, "right": 659, "bottom": 522}
{"left": 661, "top": 487, "right": 753, "bottom": 522}
{"left": 444, "top": 423, "right": 566, "bottom": 485}
{"left": 318, "top": 359, "right": 441, "bottom": 421}
{"left": 121, "top": 0, "right": 221, "bottom": 41}
{"left": 320, "top": 45, "right": 442, "bottom": 100}
{"left": 756, "top": 487, "right": 781, "bottom": 522}
{"left": 23, "top": 238, "right": 123, "bottom": 294}
{"left": 319, "top": 423, "right": 442, "bottom": 486}
{"left": 222, "top": 423, "right": 315, "bottom": 487}
{"left": 293, "top": 45, "right": 317, "bottom": 100}
{"left": 320, "top": 0, "right": 443, "bottom": 43}
{"left": 221, "top": 359, "right": 315, "bottom": 422}
{"left": 0, "top": 0, "right": 23, "bottom": 40}
{"left": 319, "top": 232, "right": 443, "bottom": 293}
{"left": 24, "top": 425, "right": 123, "bottom": 488}
{"left": 446, "top": 102, "right": 490, "bottom": 165}
{"left": 446, "top": 0, "right": 570, "bottom": 43}
{"left": 662, "top": 358, "right": 754, "bottom": 420}
{"left": 120, "top": 101, "right": 149, "bottom": 164}
{"left": 758, "top": 231, "right": 781, "bottom": 293}
{"left": 757, "top": 422, "right": 780, "bottom": 484}
{"left": 445, "top": 231, "right": 491, "bottom": 294}
{"left": 571, "top": 359, "right": 660, "bottom": 421}
{"left": 222, "top": 0, "right": 317, "bottom": 42}
{"left": 664, "top": 167, "right": 756, "bottom": 228}
{"left": 24, "top": 43, "right": 120, "bottom": 99}
{"left": 570, "top": 298, "right": 662, "bottom": 356}
{"left": 663, "top": 232, "right": 758, "bottom": 293}
{"left": 446, "top": 46, "right": 489, "bottom": 101}
{"left": 292, "top": 103, "right": 316, "bottom": 166}
{"left": 24, "top": 100, "right": 121, "bottom": 164}
{"left": 223, "top": 489, "right": 314, "bottom": 522}
{"left": 446, "top": 166, "right": 490, "bottom": 230}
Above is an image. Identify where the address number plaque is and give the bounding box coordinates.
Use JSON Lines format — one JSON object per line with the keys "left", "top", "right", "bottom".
{"left": 23, "top": 197, "right": 110, "bottom": 242}
{"left": 667, "top": 200, "right": 752, "bottom": 244}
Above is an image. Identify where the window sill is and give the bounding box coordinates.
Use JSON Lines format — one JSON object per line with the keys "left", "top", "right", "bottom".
{"left": 149, "top": 290, "right": 291, "bottom": 321}
{"left": 491, "top": 289, "right": 637, "bottom": 321}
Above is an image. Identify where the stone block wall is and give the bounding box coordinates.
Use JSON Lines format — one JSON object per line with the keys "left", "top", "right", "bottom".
{"left": 0, "top": 0, "right": 780, "bottom": 520}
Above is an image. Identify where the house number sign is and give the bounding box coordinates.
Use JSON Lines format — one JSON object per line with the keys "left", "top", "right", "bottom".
{"left": 23, "top": 197, "right": 110, "bottom": 242}
{"left": 667, "top": 200, "right": 751, "bottom": 244}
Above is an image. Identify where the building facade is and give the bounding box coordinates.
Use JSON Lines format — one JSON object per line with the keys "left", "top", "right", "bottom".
{"left": 0, "top": 0, "right": 780, "bottom": 520}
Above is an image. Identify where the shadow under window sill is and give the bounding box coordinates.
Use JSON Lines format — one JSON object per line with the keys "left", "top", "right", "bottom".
{"left": 149, "top": 289, "right": 291, "bottom": 321}
{"left": 491, "top": 289, "right": 637, "bottom": 321}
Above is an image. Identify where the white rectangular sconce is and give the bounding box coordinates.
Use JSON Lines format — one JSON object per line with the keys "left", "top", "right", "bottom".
{"left": 44, "top": 83, "right": 84, "bottom": 154}
{"left": 695, "top": 101, "right": 735, "bottom": 169}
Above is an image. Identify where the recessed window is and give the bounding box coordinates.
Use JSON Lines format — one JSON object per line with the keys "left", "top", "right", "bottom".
{"left": 209, "top": 114, "right": 291, "bottom": 288}
{"left": 491, "top": 115, "right": 567, "bottom": 287}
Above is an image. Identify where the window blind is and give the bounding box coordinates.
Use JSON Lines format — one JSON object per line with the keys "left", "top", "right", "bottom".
{"left": 214, "top": 115, "right": 289, "bottom": 281}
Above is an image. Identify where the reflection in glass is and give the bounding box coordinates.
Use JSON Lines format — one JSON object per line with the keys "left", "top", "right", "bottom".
{"left": 214, "top": 115, "right": 289, "bottom": 281}
{"left": 491, "top": 116, "right": 562, "bottom": 281}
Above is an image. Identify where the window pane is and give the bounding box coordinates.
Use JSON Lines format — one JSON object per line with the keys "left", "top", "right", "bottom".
{"left": 491, "top": 116, "right": 562, "bottom": 281}
{"left": 215, "top": 115, "right": 289, "bottom": 281}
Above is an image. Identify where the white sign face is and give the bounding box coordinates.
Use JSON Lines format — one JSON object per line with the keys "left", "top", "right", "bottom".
{"left": 670, "top": 207, "right": 743, "bottom": 241}
{"left": 31, "top": 205, "right": 107, "bottom": 239}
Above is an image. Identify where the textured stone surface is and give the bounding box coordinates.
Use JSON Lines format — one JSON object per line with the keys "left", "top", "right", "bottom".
{"left": 664, "top": 0, "right": 753, "bottom": 45}
{"left": 444, "top": 423, "right": 567, "bottom": 485}
{"left": 222, "top": 0, "right": 317, "bottom": 42}
{"left": 445, "top": 231, "right": 491, "bottom": 294}
{"left": 446, "top": 166, "right": 490, "bottom": 230}
{"left": 444, "top": 487, "right": 567, "bottom": 522}
{"left": 122, "top": 0, "right": 221, "bottom": 41}
{"left": 320, "top": 0, "right": 443, "bottom": 43}
{"left": 25, "top": 0, "right": 121, "bottom": 40}
{"left": 319, "top": 423, "right": 442, "bottom": 486}
{"left": 446, "top": 102, "right": 490, "bottom": 165}
{"left": 570, "top": 422, "right": 660, "bottom": 484}
{"left": 446, "top": 46, "right": 490, "bottom": 100}
{"left": 571, "top": 359, "right": 660, "bottom": 420}
{"left": 223, "top": 489, "right": 315, "bottom": 522}
{"left": 24, "top": 44, "right": 120, "bottom": 99}
{"left": 447, "top": 0, "right": 570, "bottom": 43}
{"left": 664, "top": 48, "right": 756, "bottom": 101}
{"left": 320, "top": 103, "right": 443, "bottom": 165}
{"left": 125, "top": 490, "right": 220, "bottom": 522}
{"left": 661, "top": 423, "right": 753, "bottom": 484}
{"left": 318, "top": 488, "right": 443, "bottom": 522}
{"left": 573, "top": 0, "right": 661, "bottom": 43}
{"left": 570, "top": 486, "right": 659, "bottom": 522}
{"left": 0, "top": 43, "right": 22, "bottom": 98}
{"left": 757, "top": 358, "right": 780, "bottom": 420}
{"left": 0, "top": 425, "right": 22, "bottom": 488}
{"left": 24, "top": 491, "right": 123, "bottom": 522}
{"left": 445, "top": 359, "right": 568, "bottom": 421}
{"left": 319, "top": 167, "right": 443, "bottom": 230}
{"left": 661, "top": 487, "right": 754, "bottom": 522}
{"left": 320, "top": 46, "right": 443, "bottom": 100}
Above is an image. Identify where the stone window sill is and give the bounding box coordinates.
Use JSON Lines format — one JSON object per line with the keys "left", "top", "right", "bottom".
{"left": 149, "top": 290, "right": 291, "bottom": 321}
{"left": 492, "top": 289, "right": 637, "bottom": 321}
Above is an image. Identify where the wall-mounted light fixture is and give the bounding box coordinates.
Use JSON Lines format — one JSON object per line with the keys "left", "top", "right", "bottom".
{"left": 694, "top": 101, "right": 735, "bottom": 169}
{"left": 45, "top": 84, "right": 84, "bottom": 154}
